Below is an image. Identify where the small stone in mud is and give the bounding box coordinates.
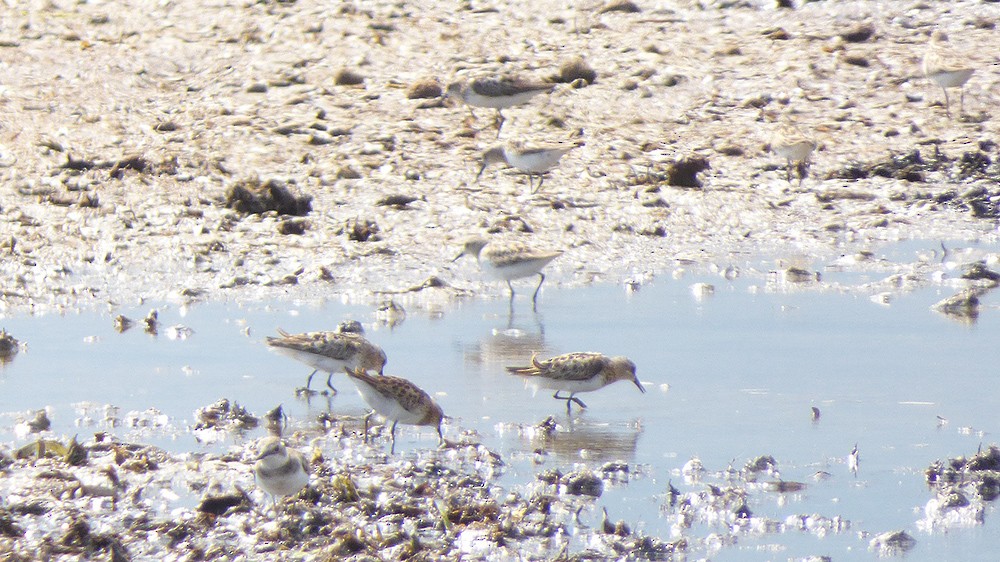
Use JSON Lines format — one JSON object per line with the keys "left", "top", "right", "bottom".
{"left": 932, "top": 289, "right": 983, "bottom": 319}
{"left": 869, "top": 530, "right": 916, "bottom": 555}
{"left": 556, "top": 57, "right": 596, "bottom": 85}
{"left": 197, "top": 493, "right": 250, "bottom": 517}
{"left": 840, "top": 24, "right": 875, "bottom": 43}
{"left": 377, "top": 194, "right": 422, "bottom": 209}
{"left": 667, "top": 156, "right": 710, "bottom": 188}
{"left": 337, "top": 166, "right": 362, "bottom": 180}
{"left": 27, "top": 410, "right": 50, "bottom": 433}
{"left": 407, "top": 79, "right": 442, "bottom": 99}
{"left": 144, "top": 310, "right": 159, "bottom": 335}
{"left": 224, "top": 178, "right": 313, "bottom": 217}
{"left": 599, "top": 0, "right": 641, "bottom": 13}
{"left": 278, "top": 218, "right": 308, "bottom": 235}
{"left": 334, "top": 68, "right": 365, "bottom": 86}
{"left": 343, "top": 218, "right": 380, "bottom": 242}
{"left": 961, "top": 262, "right": 1000, "bottom": 283}
{"left": 563, "top": 470, "right": 604, "bottom": 497}
{"left": 0, "top": 329, "right": 19, "bottom": 360}
{"left": 783, "top": 267, "right": 817, "bottom": 283}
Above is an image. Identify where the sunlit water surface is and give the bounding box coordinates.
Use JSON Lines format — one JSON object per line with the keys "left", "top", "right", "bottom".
{"left": 2, "top": 249, "right": 999, "bottom": 560}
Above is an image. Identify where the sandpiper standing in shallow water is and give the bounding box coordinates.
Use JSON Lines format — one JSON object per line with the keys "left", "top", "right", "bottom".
{"left": 506, "top": 352, "right": 644, "bottom": 413}
{"left": 446, "top": 77, "right": 555, "bottom": 137}
{"left": 265, "top": 328, "right": 386, "bottom": 394}
{"left": 922, "top": 31, "right": 976, "bottom": 118}
{"left": 476, "top": 140, "right": 583, "bottom": 192}
{"left": 345, "top": 368, "right": 444, "bottom": 454}
{"left": 253, "top": 436, "right": 310, "bottom": 502}
{"left": 453, "top": 237, "right": 562, "bottom": 306}
{"left": 771, "top": 125, "right": 817, "bottom": 186}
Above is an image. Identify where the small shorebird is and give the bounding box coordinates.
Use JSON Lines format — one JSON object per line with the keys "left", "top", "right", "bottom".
{"left": 345, "top": 368, "right": 445, "bottom": 454}
{"left": 446, "top": 77, "right": 555, "bottom": 137}
{"left": 253, "top": 437, "right": 310, "bottom": 501}
{"left": 453, "top": 238, "right": 562, "bottom": 305}
{"left": 477, "top": 140, "right": 583, "bottom": 192}
{"left": 265, "top": 328, "right": 386, "bottom": 394}
{"left": 922, "top": 31, "right": 975, "bottom": 118}
{"left": 771, "top": 125, "right": 817, "bottom": 185}
{"left": 506, "top": 352, "right": 644, "bottom": 413}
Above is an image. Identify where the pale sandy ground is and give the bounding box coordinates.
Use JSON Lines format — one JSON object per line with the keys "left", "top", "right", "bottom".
{"left": 1, "top": 0, "right": 999, "bottom": 315}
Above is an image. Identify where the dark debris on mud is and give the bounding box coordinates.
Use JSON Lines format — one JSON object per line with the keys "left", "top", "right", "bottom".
{"left": 828, "top": 145, "right": 1000, "bottom": 218}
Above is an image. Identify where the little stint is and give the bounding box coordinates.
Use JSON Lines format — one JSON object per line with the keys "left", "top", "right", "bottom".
{"left": 446, "top": 77, "right": 555, "bottom": 137}
{"left": 453, "top": 237, "right": 562, "bottom": 305}
{"left": 476, "top": 140, "right": 583, "bottom": 192}
{"left": 266, "top": 328, "right": 386, "bottom": 394}
{"left": 506, "top": 352, "right": 644, "bottom": 413}
{"left": 345, "top": 368, "right": 445, "bottom": 454}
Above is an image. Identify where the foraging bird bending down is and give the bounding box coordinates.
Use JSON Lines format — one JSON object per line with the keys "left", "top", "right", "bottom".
{"left": 453, "top": 237, "right": 562, "bottom": 305}
{"left": 345, "top": 368, "right": 445, "bottom": 454}
{"left": 446, "top": 77, "right": 555, "bottom": 137}
{"left": 476, "top": 140, "right": 583, "bottom": 193}
{"left": 506, "top": 352, "right": 645, "bottom": 413}
{"left": 265, "top": 328, "right": 386, "bottom": 394}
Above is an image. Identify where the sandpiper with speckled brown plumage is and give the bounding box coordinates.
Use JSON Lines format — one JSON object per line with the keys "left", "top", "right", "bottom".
{"left": 771, "top": 124, "right": 817, "bottom": 185}
{"left": 476, "top": 140, "right": 583, "bottom": 192}
{"left": 506, "top": 352, "right": 644, "bottom": 413}
{"left": 345, "top": 368, "right": 444, "bottom": 454}
{"left": 266, "top": 329, "right": 386, "bottom": 394}
{"left": 922, "top": 31, "right": 976, "bottom": 118}
{"left": 446, "top": 77, "right": 555, "bottom": 137}
{"left": 453, "top": 238, "right": 562, "bottom": 305}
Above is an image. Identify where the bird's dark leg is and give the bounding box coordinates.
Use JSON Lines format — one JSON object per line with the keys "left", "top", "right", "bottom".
{"left": 959, "top": 88, "right": 965, "bottom": 114}
{"left": 554, "top": 391, "right": 587, "bottom": 412}
{"left": 305, "top": 369, "right": 318, "bottom": 390}
{"left": 534, "top": 174, "right": 545, "bottom": 193}
{"left": 532, "top": 273, "right": 545, "bottom": 309}
{"left": 507, "top": 280, "right": 516, "bottom": 299}
{"left": 324, "top": 372, "right": 338, "bottom": 395}
{"left": 785, "top": 160, "right": 793, "bottom": 184}
{"left": 495, "top": 110, "right": 505, "bottom": 137}
{"left": 437, "top": 423, "right": 445, "bottom": 447}
{"left": 362, "top": 411, "right": 374, "bottom": 443}
{"left": 942, "top": 87, "right": 951, "bottom": 118}
{"left": 796, "top": 160, "right": 809, "bottom": 187}
{"left": 389, "top": 421, "right": 398, "bottom": 455}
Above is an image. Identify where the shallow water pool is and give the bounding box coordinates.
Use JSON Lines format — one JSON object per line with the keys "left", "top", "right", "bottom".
{"left": 1, "top": 243, "right": 999, "bottom": 560}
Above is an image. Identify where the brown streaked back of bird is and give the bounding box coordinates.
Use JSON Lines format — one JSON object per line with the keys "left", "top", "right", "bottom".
{"left": 268, "top": 329, "right": 386, "bottom": 373}
{"left": 483, "top": 243, "right": 563, "bottom": 268}
{"left": 346, "top": 368, "right": 444, "bottom": 427}
{"left": 471, "top": 77, "right": 555, "bottom": 98}
{"left": 923, "top": 31, "right": 975, "bottom": 77}
{"left": 507, "top": 352, "right": 608, "bottom": 381}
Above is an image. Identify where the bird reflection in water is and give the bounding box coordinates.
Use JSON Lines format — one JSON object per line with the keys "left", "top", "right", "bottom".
{"left": 524, "top": 415, "right": 642, "bottom": 462}
{"left": 462, "top": 306, "right": 548, "bottom": 369}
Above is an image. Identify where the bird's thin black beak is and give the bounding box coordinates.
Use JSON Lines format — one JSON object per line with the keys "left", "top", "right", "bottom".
{"left": 634, "top": 377, "right": 646, "bottom": 393}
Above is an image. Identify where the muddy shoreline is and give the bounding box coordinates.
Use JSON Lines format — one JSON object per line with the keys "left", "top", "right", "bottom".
{"left": 0, "top": 0, "right": 998, "bottom": 316}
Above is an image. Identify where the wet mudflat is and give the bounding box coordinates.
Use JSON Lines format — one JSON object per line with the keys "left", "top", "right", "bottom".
{"left": 2, "top": 241, "right": 1000, "bottom": 560}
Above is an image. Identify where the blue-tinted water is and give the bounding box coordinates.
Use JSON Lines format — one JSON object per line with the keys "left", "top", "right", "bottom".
{"left": 1, "top": 257, "right": 998, "bottom": 560}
